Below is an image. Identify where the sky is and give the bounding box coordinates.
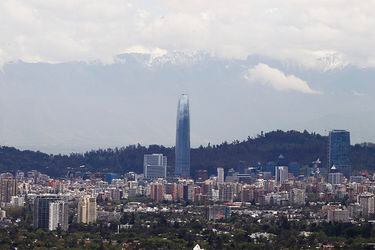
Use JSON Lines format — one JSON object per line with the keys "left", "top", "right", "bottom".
{"left": 0, "top": 1, "right": 375, "bottom": 153}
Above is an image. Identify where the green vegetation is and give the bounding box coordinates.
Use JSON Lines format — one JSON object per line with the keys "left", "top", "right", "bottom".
{"left": 1, "top": 130, "right": 375, "bottom": 177}
{"left": 3, "top": 210, "right": 375, "bottom": 249}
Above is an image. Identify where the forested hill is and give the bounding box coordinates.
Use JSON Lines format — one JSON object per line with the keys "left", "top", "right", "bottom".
{"left": 1, "top": 130, "right": 375, "bottom": 177}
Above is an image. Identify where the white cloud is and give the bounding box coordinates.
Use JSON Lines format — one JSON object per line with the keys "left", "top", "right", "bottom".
{"left": 245, "top": 63, "right": 319, "bottom": 94}
{"left": 0, "top": 1, "right": 375, "bottom": 68}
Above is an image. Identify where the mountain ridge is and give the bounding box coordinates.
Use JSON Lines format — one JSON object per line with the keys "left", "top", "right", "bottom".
{"left": 0, "top": 130, "right": 374, "bottom": 178}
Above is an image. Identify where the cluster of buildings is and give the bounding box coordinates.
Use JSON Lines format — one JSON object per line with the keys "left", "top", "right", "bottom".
{"left": 0, "top": 170, "right": 98, "bottom": 231}
{"left": 0, "top": 95, "right": 371, "bottom": 233}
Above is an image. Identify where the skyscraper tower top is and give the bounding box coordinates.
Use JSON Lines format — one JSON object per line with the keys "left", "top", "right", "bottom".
{"left": 175, "top": 94, "right": 190, "bottom": 178}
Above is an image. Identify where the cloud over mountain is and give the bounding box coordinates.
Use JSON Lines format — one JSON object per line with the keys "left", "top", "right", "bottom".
{"left": 245, "top": 63, "right": 319, "bottom": 94}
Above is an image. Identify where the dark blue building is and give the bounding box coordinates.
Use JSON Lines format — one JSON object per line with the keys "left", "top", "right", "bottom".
{"left": 105, "top": 173, "right": 120, "bottom": 184}
{"left": 328, "top": 130, "right": 351, "bottom": 177}
{"left": 175, "top": 94, "right": 190, "bottom": 177}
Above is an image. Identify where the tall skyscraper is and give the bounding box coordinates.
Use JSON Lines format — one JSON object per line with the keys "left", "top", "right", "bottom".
{"left": 328, "top": 130, "right": 351, "bottom": 176}
{"left": 175, "top": 94, "right": 190, "bottom": 178}
{"left": 49, "top": 200, "right": 69, "bottom": 231}
{"left": 78, "top": 195, "right": 97, "bottom": 224}
{"left": 33, "top": 195, "right": 60, "bottom": 230}
{"left": 144, "top": 154, "right": 167, "bottom": 179}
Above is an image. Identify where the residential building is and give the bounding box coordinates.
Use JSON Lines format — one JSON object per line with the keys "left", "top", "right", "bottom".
{"left": 49, "top": 200, "right": 68, "bottom": 231}
{"left": 78, "top": 195, "right": 97, "bottom": 224}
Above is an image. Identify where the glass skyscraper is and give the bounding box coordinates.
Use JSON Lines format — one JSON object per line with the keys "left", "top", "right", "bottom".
{"left": 175, "top": 94, "right": 190, "bottom": 177}
{"left": 328, "top": 130, "right": 351, "bottom": 176}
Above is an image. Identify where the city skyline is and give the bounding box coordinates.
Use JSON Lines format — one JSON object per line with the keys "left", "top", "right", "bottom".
{"left": 1, "top": 1, "right": 375, "bottom": 249}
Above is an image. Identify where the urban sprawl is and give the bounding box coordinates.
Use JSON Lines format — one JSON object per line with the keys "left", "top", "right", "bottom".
{"left": 0, "top": 95, "right": 371, "bottom": 249}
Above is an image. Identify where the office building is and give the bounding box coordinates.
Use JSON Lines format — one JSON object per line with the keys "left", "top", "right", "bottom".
{"left": 49, "top": 200, "right": 68, "bottom": 231}
{"left": 143, "top": 154, "right": 167, "bottom": 179}
{"left": 175, "top": 94, "right": 190, "bottom": 177}
{"left": 275, "top": 166, "right": 288, "bottom": 184}
{"left": 328, "top": 130, "right": 351, "bottom": 176}
{"left": 33, "top": 195, "right": 60, "bottom": 230}
{"left": 78, "top": 195, "right": 97, "bottom": 224}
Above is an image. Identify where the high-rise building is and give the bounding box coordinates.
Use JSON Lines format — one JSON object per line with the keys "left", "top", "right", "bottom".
{"left": 328, "top": 130, "right": 351, "bottom": 176}
{"left": 78, "top": 195, "right": 97, "bottom": 224}
{"left": 33, "top": 195, "right": 60, "bottom": 230}
{"left": 328, "top": 166, "right": 344, "bottom": 185}
{"left": 358, "top": 192, "right": 375, "bottom": 218}
{"left": 0, "top": 176, "right": 17, "bottom": 203}
{"left": 219, "top": 183, "right": 233, "bottom": 203}
{"left": 275, "top": 166, "right": 288, "bottom": 184}
{"left": 175, "top": 94, "right": 190, "bottom": 178}
{"left": 217, "top": 168, "right": 224, "bottom": 184}
{"left": 143, "top": 154, "right": 167, "bottom": 179}
{"left": 291, "top": 188, "right": 306, "bottom": 206}
{"left": 49, "top": 200, "right": 69, "bottom": 231}
{"left": 150, "top": 182, "right": 165, "bottom": 202}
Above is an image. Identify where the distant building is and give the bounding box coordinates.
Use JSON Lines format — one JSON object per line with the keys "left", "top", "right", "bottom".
{"left": 275, "top": 166, "right": 288, "bottom": 184}
{"left": 150, "top": 182, "right": 165, "bottom": 202}
{"left": 0, "top": 176, "right": 17, "bottom": 203}
{"left": 49, "top": 200, "right": 69, "bottom": 231}
{"left": 291, "top": 188, "right": 306, "bottom": 206}
{"left": 183, "top": 183, "right": 195, "bottom": 202}
{"left": 328, "top": 167, "right": 344, "bottom": 185}
{"left": 358, "top": 192, "right": 375, "bottom": 217}
{"left": 33, "top": 195, "right": 60, "bottom": 230}
{"left": 195, "top": 170, "right": 208, "bottom": 182}
{"left": 328, "top": 130, "right": 351, "bottom": 176}
{"left": 217, "top": 168, "right": 224, "bottom": 184}
{"left": 219, "top": 183, "right": 233, "bottom": 202}
{"left": 78, "top": 195, "right": 97, "bottom": 224}
{"left": 327, "top": 208, "right": 349, "bottom": 223}
{"left": 0, "top": 209, "right": 6, "bottom": 220}
{"left": 143, "top": 154, "right": 167, "bottom": 179}
{"left": 348, "top": 203, "right": 362, "bottom": 219}
{"left": 105, "top": 173, "right": 120, "bottom": 184}
{"left": 10, "top": 196, "right": 24, "bottom": 207}
{"left": 206, "top": 205, "right": 231, "bottom": 220}
{"left": 241, "top": 185, "right": 255, "bottom": 203}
